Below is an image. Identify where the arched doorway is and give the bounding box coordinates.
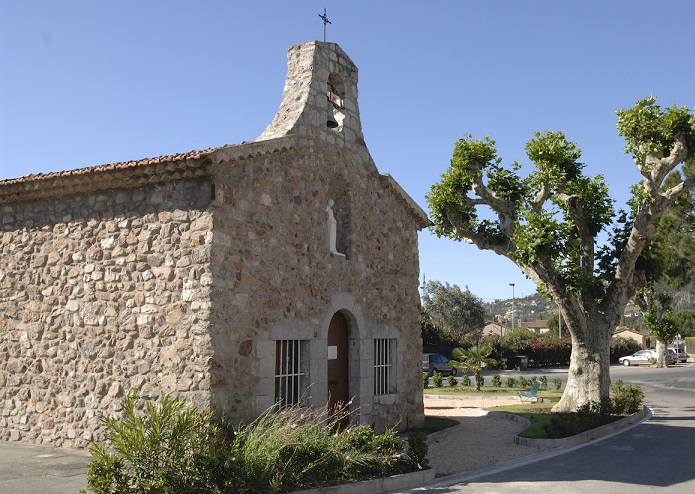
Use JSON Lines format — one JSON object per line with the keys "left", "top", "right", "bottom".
{"left": 327, "top": 311, "right": 349, "bottom": 424}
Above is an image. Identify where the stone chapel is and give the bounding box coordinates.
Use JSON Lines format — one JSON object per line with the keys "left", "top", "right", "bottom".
{"left": 0, "top": 41, "right": 430, "bottom": 447}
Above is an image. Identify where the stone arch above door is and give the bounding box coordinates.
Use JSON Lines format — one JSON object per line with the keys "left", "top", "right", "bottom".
{"left": 319, "top": 292, "right": 367, "bottom": 340}
{"left": 318, "top": 292, "right": 370, "bottom": 425}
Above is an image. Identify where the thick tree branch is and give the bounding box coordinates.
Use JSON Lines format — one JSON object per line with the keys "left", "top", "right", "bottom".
{"left": 555, "top": 192, "right": 595, "bottom": 278}
{"left": 445, "top": 211, "right": 515, "bottom": 257}
{"left": 637, "top": 136, "right": 688, "bottom": 195}
{"left": 531, "top": 182, "right": 551, "bottom": 211}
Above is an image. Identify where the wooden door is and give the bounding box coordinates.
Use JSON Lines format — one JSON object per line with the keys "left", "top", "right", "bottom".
{"left": 327, "top": 312, "right": 349, "bottom": 423}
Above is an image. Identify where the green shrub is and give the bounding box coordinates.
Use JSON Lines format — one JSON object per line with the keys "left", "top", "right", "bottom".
{"left": 553, "top": 377, "right": 562, "bottom": 390}
{"left": 423, "top": 373, "right": 430, "bottom": 389}
{"left": 540, "top": 376, "right": 548, "bottom": 390}
{"left": 611, "top": 379, "right": 644, "bottom": 414}
{"left": 491, "top": 374, "right": 502, "bottom": 387}
{"left": 85, "top": 391, "right": 425, "bottom": 494}
{"left": 407, "top": 432, "right": 429, "bottom": 469}
{"left": 462, "top": 374, "right": 471, "bottom": 387}
{"left": 505, "top": 377, "right": 518, "bottom": 388}
{"left": 478, "top": 375, "right": 485, "bottom": 387}
{"left": 85, "top": 389, "right": 236, "bottom": 494}
{"left": 447, "top": 375, "right": 457, "bottom": 387}
{"left": 542, "top": 399, "right": 617, "bottom": 439}
{"left": 433, "top": 372, "right": 444, "bottom": 388}
{"left": 519, "top": 376, "right": 529, "bottom": 388}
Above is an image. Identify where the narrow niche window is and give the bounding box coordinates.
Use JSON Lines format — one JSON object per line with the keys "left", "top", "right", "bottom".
{"left": 275, "top": 339, "right": 307, "bottom": 407}
{"left": 374, "top": 338, "right": 395, "bottom": 396}
{"left": 326, "top": 199, "right": 346, "bottom": 259}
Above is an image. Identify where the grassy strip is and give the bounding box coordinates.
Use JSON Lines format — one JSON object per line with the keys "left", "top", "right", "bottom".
{"left": 483, "top": 402, "right": 558, "bottom": 438}
{"left": 424, "top": 386, "right": 563, "bottom": 400}
{"left": 409, "top": 416, "right": 461, "bottom": 435}
{"left": 424, "top": 387, "right": 562, "bottom": 438}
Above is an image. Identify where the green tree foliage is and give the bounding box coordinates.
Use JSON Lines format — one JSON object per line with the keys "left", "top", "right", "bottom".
{"left": 546, "top": 312, "right": 567, "bottom": 337}
{"left": 643, "top": 290, "right": 679, "bottom": 367}
{"left": 653, "top": 162, "right": 695, "bottom": 289}
{"left": 675, "top": 309, "right": 695, "bottom": 337}
{"left": 421, "top": 280, "right": 486, "bottom": 342}
{"left": 427, "top": 97, "right": 695, "bottom": 412}
{"left": 452, "top": 345, "right": 495, "bottom": 391}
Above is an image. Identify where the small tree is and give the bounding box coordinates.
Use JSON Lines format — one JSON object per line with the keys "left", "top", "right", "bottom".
{"left": 421, "top": 280, "right": 487, "bottom": 342}
{"left": 452, "top": 345, "right": 496, "bottom": 391}
{"left": 642, "top": 290, "right": 679, "bottom": 367}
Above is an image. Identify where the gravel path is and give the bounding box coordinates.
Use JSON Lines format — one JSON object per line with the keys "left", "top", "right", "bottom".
{"left": 424, "top": 395, "right": 552, "bottom": 477}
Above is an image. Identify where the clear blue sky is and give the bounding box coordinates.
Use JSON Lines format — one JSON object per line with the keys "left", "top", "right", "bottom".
{"left": 2, "top": 1, "right": 694, "bottom": 302}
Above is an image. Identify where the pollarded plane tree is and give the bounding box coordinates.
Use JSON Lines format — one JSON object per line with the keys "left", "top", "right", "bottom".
{"left": 427, "top": 97, "right": 695, "bottom": 412}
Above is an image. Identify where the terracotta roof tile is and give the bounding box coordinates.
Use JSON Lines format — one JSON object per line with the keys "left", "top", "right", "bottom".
{"left": 0, "top": 148, "right": 217, "bottom": 186}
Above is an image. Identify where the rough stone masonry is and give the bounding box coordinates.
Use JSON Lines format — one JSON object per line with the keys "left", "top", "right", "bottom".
{"left": 0, "top": 41, "right": 429, "bottom": 448}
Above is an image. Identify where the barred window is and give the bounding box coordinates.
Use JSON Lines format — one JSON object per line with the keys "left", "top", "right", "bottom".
{"left": 374, "top": 338, "right": 394, "bottom": 395}
{"left": 275, "top": 340, "right": 306, "bottom": 407}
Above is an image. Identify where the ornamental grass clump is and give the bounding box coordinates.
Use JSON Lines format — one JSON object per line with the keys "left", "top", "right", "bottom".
{"left": 85, "top": 390, "right": 426, "bottom": 494}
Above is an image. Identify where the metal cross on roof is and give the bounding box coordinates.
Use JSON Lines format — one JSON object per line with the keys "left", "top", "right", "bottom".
{"left": 318, "top": 8, "right": 331, "bottom": 42}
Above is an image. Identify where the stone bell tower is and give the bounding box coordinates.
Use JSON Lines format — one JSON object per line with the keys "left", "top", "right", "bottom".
{"left": 257, "top": 41, "right": 365, "bottom": 147}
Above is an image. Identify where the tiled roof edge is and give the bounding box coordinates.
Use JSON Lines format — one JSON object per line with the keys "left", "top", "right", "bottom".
{"left": 0, "top": 149, "right": 216, "bottom": 204}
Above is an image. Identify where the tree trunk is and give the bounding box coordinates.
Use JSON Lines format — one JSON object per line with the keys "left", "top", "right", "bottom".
{"left": 551, "top": 311, "right": 612, "bottom": 413}
{"left": 655, "top": 339, "right": 668, "bottom": 368}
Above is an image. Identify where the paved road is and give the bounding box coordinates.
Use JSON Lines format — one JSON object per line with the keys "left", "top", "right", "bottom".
{"left": 0, "top": 441, "right": 90, "bottom": 494}
{"left": 403, "top": 362, "right": 695, "bottom": 493}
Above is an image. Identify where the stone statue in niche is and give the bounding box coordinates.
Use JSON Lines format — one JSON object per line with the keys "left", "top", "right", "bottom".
{"left": 326, "top": 199, "right": 346, "bottom": 258}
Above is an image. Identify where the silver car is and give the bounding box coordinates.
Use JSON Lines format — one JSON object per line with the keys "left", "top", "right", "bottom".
{"left": 423, "top": 353, "right": 458, "bottom": 376}
{"left": 619, "top": 349, "right": 675, "bottom": 366}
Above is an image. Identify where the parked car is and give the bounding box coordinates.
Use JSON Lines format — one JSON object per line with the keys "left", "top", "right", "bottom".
{"left": 668, "top": 347, "right": 690, "bottom": 363}
{"left": 619, "top": 349, "right": 676, "bottom": 366}
{"left": 423, "top": 353, "right": 457, "bottom": 376}
{"left": 666, "top": 348, "right": 683, "bottom": 364}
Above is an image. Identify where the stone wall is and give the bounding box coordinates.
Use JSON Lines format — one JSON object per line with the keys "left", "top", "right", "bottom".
{"left": 0, "top": 180, "right": 213, "bottom": 447}
{"left": 207, "top": 136, "right": 425, "bottom": 431}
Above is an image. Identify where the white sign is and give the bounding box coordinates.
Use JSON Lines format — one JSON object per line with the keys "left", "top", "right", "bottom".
{"left": 328, "top": 346, "right": 338, "bottom": 360}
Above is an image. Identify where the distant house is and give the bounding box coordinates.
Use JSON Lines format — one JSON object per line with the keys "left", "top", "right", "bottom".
{"left": 521, "top": 319, "right": 549, "bottom": 334}
{"left": 482, "top": 320, "right": 507, "bottom": 337}
{"left": 612, "top": 327, "right": 648, "bottom": 348}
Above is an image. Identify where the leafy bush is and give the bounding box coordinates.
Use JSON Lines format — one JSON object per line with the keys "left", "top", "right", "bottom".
{"left": 433, "top": 372, "right": 444, "bottom": 388}
{"left": 423, "top": 373, "right": 430, "bottom": 389}
{"left": 543, "top": 399, "right": 618, "bottom": 438}
{"left": 611, "top": 379, "right": 644, "bottom": 414}
{"left": 543, "top": 382, "right": 644, "bottom": 439}
{"left": 505, "top": 377, "right": 518, "bottom": 388}
{"left": 539, "top": 376, "right": 548, "bottom": 390}
{"left": 478, "top": 375, "right": 485, "bottom": 387}
{"left": 481, "top": 333, "right": 572, "bottom": 368}
{"left": 519, "top": 376, "right": 529, "bottom": 388}
{"left": 553, "top": 377, "right": 562, "bottom": 390}
{"left": 491, "top": 374, "right": 502, "bottom": 387}
{"left": 407, "top": 432, "right": 429, "bottom": 469}
{"left": 85, "top": 389, "right": 235, "bottom": 494}
{"left": 85, "top": 391, "right": 426, "bottom": 494}
{"left": 447, "top": 375, "right": 457, "bottom": 387}
{"left": 462, "top": 374, "right": 471, "bottom": 387}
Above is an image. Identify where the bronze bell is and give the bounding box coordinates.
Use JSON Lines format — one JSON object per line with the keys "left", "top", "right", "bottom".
{"left": 326, "top": 99, "right": 339, "bottom": 128}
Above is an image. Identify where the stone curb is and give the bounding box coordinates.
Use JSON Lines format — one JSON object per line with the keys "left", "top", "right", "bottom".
{"left": 293, "top": 468, "right": 436, "bottom": 494}
{"left": 483, "top": 406, "right": 651, "bottom": 448}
